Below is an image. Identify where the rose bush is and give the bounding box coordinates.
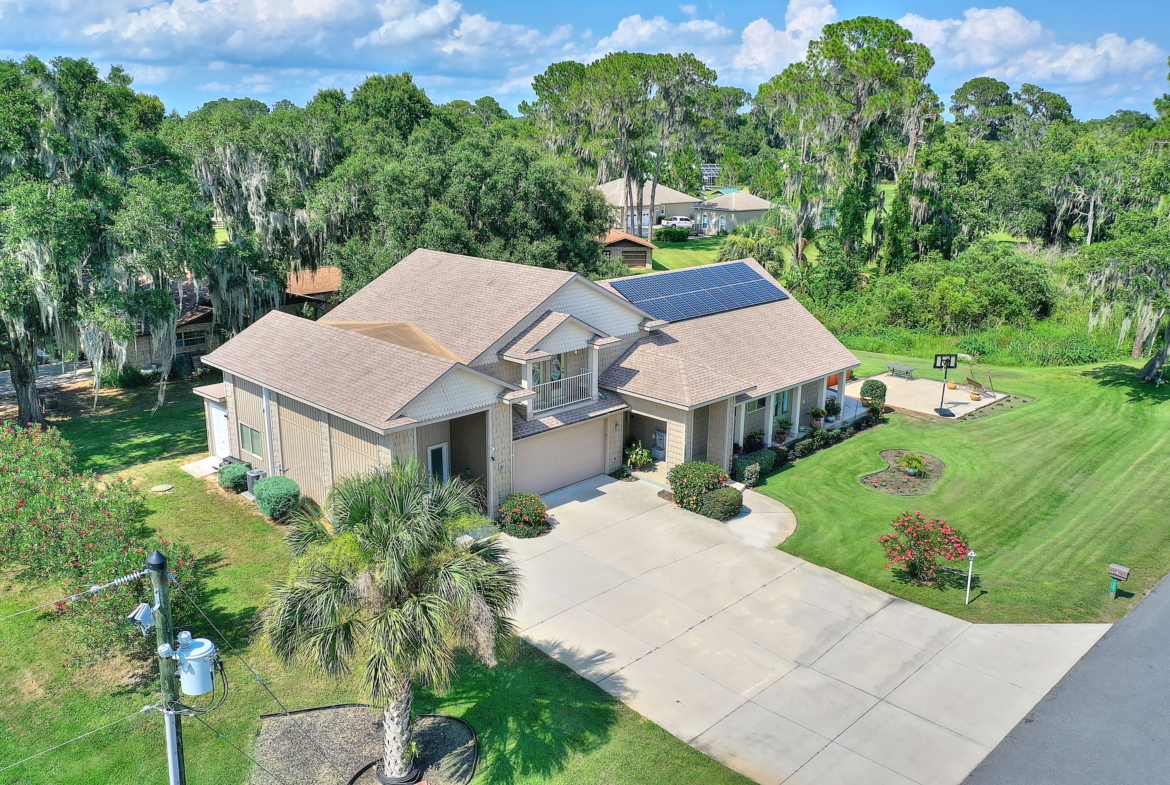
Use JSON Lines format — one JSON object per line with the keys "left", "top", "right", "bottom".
{"left": 497, "top": 492, "right": 550, "bottom": 538}
{"left": 880, "top": 511, "right": 970, "bottom": 586}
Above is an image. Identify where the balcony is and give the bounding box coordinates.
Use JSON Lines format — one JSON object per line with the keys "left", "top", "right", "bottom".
{"left": 532, "top": 371, "right": 594, "bottom": 414}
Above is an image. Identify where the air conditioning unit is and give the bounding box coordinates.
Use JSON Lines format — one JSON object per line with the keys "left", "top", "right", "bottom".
{"left": 246, "top": 468, "right": 267, "bottom": 493}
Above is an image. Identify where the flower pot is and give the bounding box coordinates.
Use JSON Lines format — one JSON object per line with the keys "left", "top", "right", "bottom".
{"left": 825, "top": 415, "right": 836, "bottom": 423}
{"left": 970, "top": 392, "right": 981, "bottom": 401}
{"left": 904, "top": 467, "right": 920, "bottom": 477}
{"left": 946, "top": 381, "right": 957, "bottom": 390}
{"left": 860, "top": 396, "right": 871, "bottom": 406}
{"left": 810, "top": 418, "right": 823, "bottom": 428}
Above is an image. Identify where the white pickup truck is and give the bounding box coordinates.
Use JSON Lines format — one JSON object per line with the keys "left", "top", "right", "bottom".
{"left": 660, "top": 216, "right": 693, "bottom": 229}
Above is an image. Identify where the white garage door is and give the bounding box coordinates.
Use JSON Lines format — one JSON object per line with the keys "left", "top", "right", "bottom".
{"left": 513, "top": 419, "right": 606, "bottom": 496}
{"left": 208, "top": 403, "right": 231, "bottom": 458}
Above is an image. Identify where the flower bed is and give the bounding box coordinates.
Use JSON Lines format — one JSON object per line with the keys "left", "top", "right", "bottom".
{"left": 860, "top": 449, "right": 946, "bottom": 496}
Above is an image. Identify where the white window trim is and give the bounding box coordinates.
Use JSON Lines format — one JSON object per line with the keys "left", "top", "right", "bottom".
{"left": 427, "top": 442, "right": 450, "bottom": 482}
{"left": 239, "top": 423, "right": 262, "bottom": 459}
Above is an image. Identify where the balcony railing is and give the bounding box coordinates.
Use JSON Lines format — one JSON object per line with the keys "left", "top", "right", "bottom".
{"left": 532, "top": 372, "right": 593, "bottom": 413}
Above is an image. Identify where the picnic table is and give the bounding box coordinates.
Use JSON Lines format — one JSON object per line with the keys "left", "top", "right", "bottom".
{"left": 886, "top": 363, "right": 915, "bottom": 379}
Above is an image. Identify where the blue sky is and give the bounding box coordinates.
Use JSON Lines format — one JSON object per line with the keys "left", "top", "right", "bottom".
{"left": 1, "top": 0, "right": 1166, "bottom": 119}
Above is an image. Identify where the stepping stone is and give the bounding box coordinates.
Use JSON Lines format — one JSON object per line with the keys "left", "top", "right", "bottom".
{"left": 150, "top": 484, "right": 173, "bottom": 493}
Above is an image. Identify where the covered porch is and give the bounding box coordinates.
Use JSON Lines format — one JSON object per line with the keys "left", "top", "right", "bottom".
{"left": 730, "top": 366, "right": 859, "bottom": 450}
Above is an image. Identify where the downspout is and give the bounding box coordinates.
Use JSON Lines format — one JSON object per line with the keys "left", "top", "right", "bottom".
{"left": 261, "top": 387, "right": 277, "bottom": 474}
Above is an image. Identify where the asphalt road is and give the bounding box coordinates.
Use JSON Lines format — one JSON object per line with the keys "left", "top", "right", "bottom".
{"left": 965, "top": 575, "right": 1170, "bottom": 784}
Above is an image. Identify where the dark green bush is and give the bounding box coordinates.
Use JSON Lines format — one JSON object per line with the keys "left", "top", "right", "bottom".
{"left": 99, "top": 363, "right": 151, "bottom": 389}
{"left": 769, "top": 445, "right": 788, "bottom": 464}
{"left": 217, "top": 462, "right": 251, "bottom": 492}
{"left": 860, "top": 379, "right": 887, "bottom": 400}
{"left": 742, "top": 464, "right": 760, "bottom": 488}
{"left": 743, "top": 430, "right": 766, "bottom": 452}
{"left": 254, "top": 475, "right": 300, "bottom": 520}
{"left": 789, "top": 439, "right": 814, "bottom": 460}
{"left": 698, "top": 487, "right": 743, "bottom": 521}
{"left": 654, "top": 227, "right": 691, "bottom": 242}
{"left": 732, "top": 449, "right": 777, "bottom": 482}
{"left": 497, "top": 492, "right": 550, "bottom": 538}
{"left": 667, "top": 461, "right": 730, "bottom": 512}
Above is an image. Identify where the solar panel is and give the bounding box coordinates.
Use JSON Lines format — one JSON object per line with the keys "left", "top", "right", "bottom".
{"left": 611, "top": 261, "right": 788, "bottom": 323}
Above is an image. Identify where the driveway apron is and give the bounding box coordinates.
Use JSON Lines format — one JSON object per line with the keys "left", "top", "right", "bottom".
{"left": 508, "top": 476, "right": 1109, "bottom": 785}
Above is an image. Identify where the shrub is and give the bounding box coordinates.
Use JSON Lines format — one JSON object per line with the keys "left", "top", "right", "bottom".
{"left": 868, "top": 399, "right": 886, "bottom": 418}
{"left": 497, "top": 492, "right": 550, "bottom": 538}
{"left": 99, "top": 363, "right": 151, "bottom": 390}
{"left": 744, "top": 430, "right": 766, "bottom": 452}
{"left": 654, "top": 226, "right": 691, "bottom": 242}
{"left": 860, "top": 379, "right": 887, "bottom": 400}
{"left": 217, "top": 462, "right": 251, "bottom": 493}
{"left": 789, "top": 439, "right": 814, "bottom": 460}
{"left": 667, "top": 461, "right": 729, "bottom": 512}
{"left": 774, "top": 417, "right": 793, "bottom": 437}
{"left": 900, "top": 453, "right": 926, "bottom": 473}
{"left": 732, "top": 448, "right": 776, "bottom": 482}
{"left": 881, "top": 511, "right": 970, "bottom": 586}
{"left": 698, "top": 487, "right": 743, "bottom": 521}
{"left": 742, "top": 464, "right": 760, "bottom": 488}
{"left": 769, "top": 445, "right": 788, "bottom": 464}
{"left": 854, "top": 414, "right": 875, "bottom": 430}
{"left": 254, "top": 476, "right": 300, "bottom": 520}
{"left": 610, "top": 466, "right": 631, "bottom": 480}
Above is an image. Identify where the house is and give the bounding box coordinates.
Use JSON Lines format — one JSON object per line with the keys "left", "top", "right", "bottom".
{"left": 602, "top": 229, "right": 657, "bottom": 270}
{"left": 597, "top": 179, "right": 700, "bottom": 236}
{"left": 281, "top": 266, "right": 343, "bottom": 318}
{"left": 123, "top": 278, "right": 220, "bottom": 369}
{"left": 198, "top": 249, "right": 858, "bottom": 513}
{"left": 693, "top": 191, "right": 773, "bottom": 236}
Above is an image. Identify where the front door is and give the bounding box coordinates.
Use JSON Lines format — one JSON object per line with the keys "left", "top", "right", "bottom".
{"left": 427, "top": 443, "right": 449, "bottom": 481}
{"left": 209, "top": 403, "right": 230, "bottom": 458}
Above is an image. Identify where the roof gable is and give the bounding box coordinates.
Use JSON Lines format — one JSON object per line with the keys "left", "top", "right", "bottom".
{"left": 696, "top": 192, "right": 772, "bottom": 211}
{"left": 400, "top": 366, "right": 509, "bottom": 423}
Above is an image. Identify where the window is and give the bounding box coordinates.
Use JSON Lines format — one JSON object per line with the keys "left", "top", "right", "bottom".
{"left": 533, "top": 353, "right": 570, "bottom": 385}
{"left": 745, "top": 398, "right": 767, "bottom": 413}
{"left": 658, "top": 205, "right": 666, "bottom": 215}
{"left": 776, "top": 390, "right": 791, "bottom": 415}
{"left": 702, "top": 213, "right": 709, "bottom": 231}
{"left": 720, "top": 215, "right": 726, "bottom": 232}
{"left": 239, "top": 423, "right": 263, "bottom": 458}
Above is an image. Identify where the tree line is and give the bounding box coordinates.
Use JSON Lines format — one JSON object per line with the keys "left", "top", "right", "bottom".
{"left": 3, "top": 18, "right": 1170, "bottom": 426}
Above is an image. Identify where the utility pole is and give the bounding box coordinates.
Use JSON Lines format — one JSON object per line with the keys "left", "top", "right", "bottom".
{"left": 148, "top": 550, "right": 187, "bottom": 785}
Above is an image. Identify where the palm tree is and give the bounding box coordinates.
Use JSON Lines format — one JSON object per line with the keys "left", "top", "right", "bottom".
{"left": 258, "top": 458, "right": 521, "bottom": 784}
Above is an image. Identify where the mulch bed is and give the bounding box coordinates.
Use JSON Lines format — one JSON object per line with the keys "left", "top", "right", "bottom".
{"left": 657, "top": 490, "right": 675, "bottom": 503}
{"left": 251, "top": 706, "right": 476, "bottom": 785}
{"left": 860, "top": 449, "right": 945, "bottom": 496}
{"left": 957, "top": 394, "right": 1034, "bottom": 421}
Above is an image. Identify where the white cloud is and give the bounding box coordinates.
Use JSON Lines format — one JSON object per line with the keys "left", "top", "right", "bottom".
{"left": 355, "top": 0, "right": 462, "bottom": 48}
{"left": 899, "top": 7, "right": 1165, "bottom": 85}
{"left": 731, "top": 0, "right": 836, "bottom": 77}
{"left": 593, "top": 14, "right": 735, "bottom": 54}
{"left": 679, "top": 4, "right": 698, "bottom": 16}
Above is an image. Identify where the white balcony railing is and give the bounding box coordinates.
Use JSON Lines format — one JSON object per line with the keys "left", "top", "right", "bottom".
{"left": 532, "top": 372, "right": 593, "bottom": 413}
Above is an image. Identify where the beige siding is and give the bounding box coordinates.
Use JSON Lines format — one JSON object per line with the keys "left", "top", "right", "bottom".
{"left": 329, "top": 415, "right": 379, "bottom": 482}
{"left": 626, "top": 397, "right": 688, "bottom": 467}
{"left": 277, "top": 396, "right": 326, "bottom": 502}
{"left": 416, "top": 420, "right": 452, "bottom": 464}
{"left": 400, "top": 369, "right": 503, "bottom": 423}
{"left": 232, "top": 377, "right": 267, "bottom": 472}
{"left": 489, "top": 402, "right": 512, "bottom": 511}
{"left": 744, "top": 400, "right": 768, "bottom": 438}
{"left": 598, "top": 332, "right": 642, "bottom": 374}
{"left": 223, "top": 373, "right": 239, "bottom": 457}
{"left": 604, "top": 412, "right": 624, "bottom": 475}
{"left": 707, "top": 398, "right": 734, "bottom": 470}
{"left": 389, "top": 428, "right": 417, "bottom": 463}
{"left": 473, "top": 360, "right": 523, "bottom": 385}
{"left": 449, "top": 411, "right": 487, "bottom": 485}
{"left": 535, "top": 322, "right": 595, "bottom": 356}
{"left": 690, "top": 405, "right": 710, "bottom": 462}
{"left": 798, "top": 379, "right": 822, "bottom": 429}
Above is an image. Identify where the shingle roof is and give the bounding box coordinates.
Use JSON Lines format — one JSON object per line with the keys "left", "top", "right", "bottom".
{"left": 286, "top": 266, "right": 342, "bottom": 297}
{"left": 201, "top": 310, "right": 469, "bottom": 432}
{"left": 323, "top": 249, "right": 576, "bottom": 362}
{"left": 695, "top": 192, "right": 772, "bottom": 211}
{"left": 499, "top": 311, "right": 615, "bottom": 361}
{"left": 599, "top": 259, "right": 859, "bottom": 408}
{"left": 597, "top": 179, "right": 699, "bottom": 207}
{"left": 320, "top": 321, "right": 463, "bottom": 362}
{"left": 512, "top": 395, "right": 629, "bottom": 440}
{"left": 604, "top": 229, "right": 658, "bottom": 250}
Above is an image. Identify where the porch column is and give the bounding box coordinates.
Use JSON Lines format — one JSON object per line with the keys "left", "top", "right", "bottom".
{"left": 817, "top": 377, "right": 828, "bottom": 411}
{"left": 589, "top": 345, "right": 600, "bottom": 401}
{"left": 764, "top": 393, "right": 776, "bottom": 446}
{"left": 835, "top": 368, "right": 850, "bottom": 418}
{"left": 790, "top": 385, "right": 802, "bottom": 438}
{"left": 522, "top": 362, "right": 534, "bottom": 421}
{"left": 735, "top": 402, "right": 746, "bottom": 448}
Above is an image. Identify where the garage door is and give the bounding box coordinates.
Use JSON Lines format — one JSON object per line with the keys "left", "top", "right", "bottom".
{"left": 513, "top": 419, "right": 606, "bottom": 496}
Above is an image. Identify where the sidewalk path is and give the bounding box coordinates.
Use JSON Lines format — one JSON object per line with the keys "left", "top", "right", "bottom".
{"left": 0, "top": 362, "right": 92, "bottom": 397}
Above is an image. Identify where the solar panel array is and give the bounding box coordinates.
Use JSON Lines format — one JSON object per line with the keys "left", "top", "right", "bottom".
{"left": 611, "top": 261, "right": 788, "bottom": 323}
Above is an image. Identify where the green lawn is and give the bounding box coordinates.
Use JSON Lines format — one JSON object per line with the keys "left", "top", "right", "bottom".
{"left": 0, "top": 380, "right": 751, "bottom": 785}
{"left": 761, "top": 351, "right": 1170, "bottom": 624}
{"left": 651, "top": 237, "right": 722, "bottom": 270}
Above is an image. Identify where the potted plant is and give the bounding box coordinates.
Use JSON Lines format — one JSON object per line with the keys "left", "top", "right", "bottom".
{"left": 744, "top": 430, "right": 766, "bottom": 452}
{"left": 625, "top": 440, "right": 652, "bottom": 470}
{"left": 824, "top": 396, "right": 841, "bottom": 423}
{"left": 899, "top": 453, "right": 926, "bottom": 477}
{"left": 810, "top": 407, "right": 826, "bottom": 428}
{"left": 774, "top": 417, "right": 792, "bottom": 439}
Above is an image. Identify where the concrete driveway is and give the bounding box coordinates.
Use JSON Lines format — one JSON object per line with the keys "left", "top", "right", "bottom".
{"left": 508, "top": 476, "right": 1108, "bottom": 785}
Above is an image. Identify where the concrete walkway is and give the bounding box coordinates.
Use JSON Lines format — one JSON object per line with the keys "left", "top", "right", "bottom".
{"left": 508, "top": 476, "right": 1108, "bottom": 785}
{"left": 0, "top": 362, "right": 92, "bottom": 397}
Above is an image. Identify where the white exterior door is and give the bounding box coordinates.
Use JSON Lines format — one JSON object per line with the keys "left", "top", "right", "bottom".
{"left": 513, "top": 420, "right": 606, "bottom": 496}
{"left": 209, "top": 403, "right": 230, "bottom": 458}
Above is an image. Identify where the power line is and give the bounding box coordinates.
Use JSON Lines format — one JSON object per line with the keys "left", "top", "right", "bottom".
{"left": 0, "top": 705, "right": 153, "bottom": 774}
{"left": 187, "top": 712, "right": 294, "bottom": 785}
{"left": 0, "top": 570, "right": 148, "bottom": 624}
{"left": 173, "top": 582, "right": 350, "bottom": 783}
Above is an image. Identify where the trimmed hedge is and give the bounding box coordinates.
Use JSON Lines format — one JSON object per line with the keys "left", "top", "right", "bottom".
{"left": 667, "top": 461, "right": 730, "bottom": 512}
{"left": 698, "top": 487, "right": 744, "bottom": 521}
{"left": 732, "top": 448, "right": 778, "bottom": 485}
{"left": 498, "top": 492, "right": 551, "bottom": 538}
{"left": 769, "top": 445, "right": 788, "bottom": 465}
{"left": 742, "top": 464, "right": 760, "bottom": 488}
{"left": 254, "top": 475, "right": 300, "bottom": 520}
{"left": 653, "top": 226, "right": 691, "bottom": 242}
{"left": 860, "top": 378, "right": 887, "bottom": 400}
{"left": 217, "top": 462, "right": 251, "bottom": 493}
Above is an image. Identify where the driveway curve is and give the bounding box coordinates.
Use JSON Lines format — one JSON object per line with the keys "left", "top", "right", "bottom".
{"left": 506, "top": 475, "right": 1108, "bottom": 785}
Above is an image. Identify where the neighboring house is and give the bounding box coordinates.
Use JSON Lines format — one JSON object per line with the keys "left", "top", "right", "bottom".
{"left": 597, "top": 179, "right": 700, "bottom": 237}
{"left": 123, "top": 278, "right": 220, "bottom": 369}
{"left": 693, "top": 191, "right": 773, "bottom": 236}
{"left": 602, "top": 229, "right": 657, "bottom": 270}
{"left": 199, "top": 249, "right": 858, "bottom": 513}
{"left": 281, "top": 266, "right": 343, "bottom": 318}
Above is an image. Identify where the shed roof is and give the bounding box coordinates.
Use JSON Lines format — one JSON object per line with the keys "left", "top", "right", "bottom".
{"left": 286, "top": 266, "right": 342, "bottom": 297}
{"left": 604, "top": 229, "right": 658, "bottom": 250}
